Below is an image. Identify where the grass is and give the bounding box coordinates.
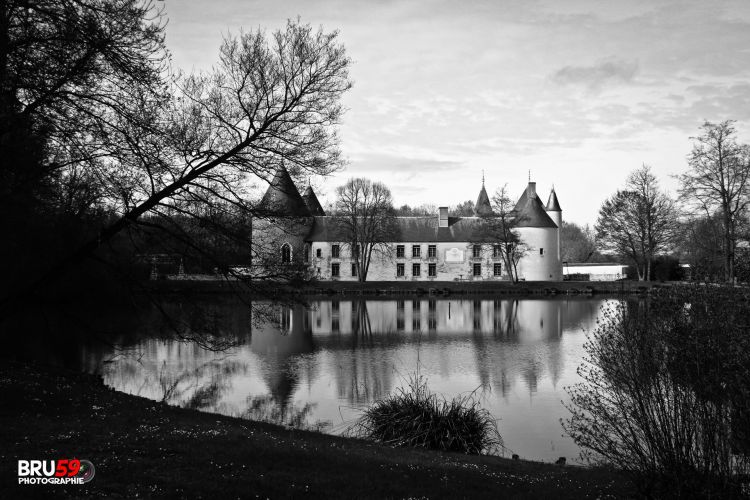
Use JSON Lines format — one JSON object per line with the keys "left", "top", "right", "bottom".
{"left": 0, "top": 360, "right": 634, "bottom": 499}
{"left": 350, "top": 374, "right": 503, "bottom": 455}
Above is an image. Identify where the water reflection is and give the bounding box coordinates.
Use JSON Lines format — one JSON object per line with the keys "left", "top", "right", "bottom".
{"left": 94, "top": 297, "right": 605, "bottom": 462}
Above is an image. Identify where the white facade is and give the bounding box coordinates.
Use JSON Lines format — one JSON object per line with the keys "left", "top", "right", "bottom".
{"left": 308, "top": 241, "right": 513, "bottom": 282}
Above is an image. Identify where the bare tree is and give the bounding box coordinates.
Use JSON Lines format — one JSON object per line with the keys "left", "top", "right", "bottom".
{"left": 3, "top": 19, "right": 352, "bottom": 307}
{"left": 678, "top": 121, "right": 750, "bottom": 283}
{"left": 472, "top": 185, "right": 527, "bottom": 282}
{"left": 596, "top": 165, "right": 676, "bottom": 281}
{"left": 334, "top": 178, "right": 398, "bottom": 282}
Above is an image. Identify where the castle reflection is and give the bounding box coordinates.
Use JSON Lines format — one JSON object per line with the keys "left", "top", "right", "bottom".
{"left": 97, "top": 297, "right": 607, "bottom": 461}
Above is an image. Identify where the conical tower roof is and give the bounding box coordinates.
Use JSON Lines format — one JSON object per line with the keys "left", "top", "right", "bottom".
{"left": 259, "top": 165, "right": 310, "bottom": 216}
{"left": 546, "top": 188, "right": 562, "bottom": 212}
{"left": 302, "top": 185, "right": 326, "bottom": 216}
{"left": 474, "top": 185, "right": 494, "bottom": 216}
{"left": 514, "top": 182, "right": 557, "bottom": 228}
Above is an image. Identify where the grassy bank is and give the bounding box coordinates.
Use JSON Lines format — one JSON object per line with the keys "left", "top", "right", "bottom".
{"left": 0, "top": 361, "right": 633, "bottom": 499}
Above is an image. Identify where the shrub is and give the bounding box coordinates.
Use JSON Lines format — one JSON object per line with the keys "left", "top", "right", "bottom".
{"left": 349, "top": 375, "right": 502, "bottom": 455}
{"left": 564, "top": 286, "right": 750, "bottom": 498}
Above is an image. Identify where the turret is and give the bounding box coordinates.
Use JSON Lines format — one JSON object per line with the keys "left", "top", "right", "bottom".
{"left": 545, "top": 188, "right": 562, "bottom": 228}
{"left": 259, "top": 165, "right": 311, "bottom": 216}
{"left": 546, "top": 188, "right": 562, "bottom": 262}
{"left": 474, "top": 173, "right": 493, "bottom": 216}
{"left": 302, "top": 184, "right": 326, "bottom": 216}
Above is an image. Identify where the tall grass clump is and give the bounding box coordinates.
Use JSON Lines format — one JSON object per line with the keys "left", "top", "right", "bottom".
{"left": 564, "top": 286, "right": 750, "bottom": 498}
{"left": 350, "top": 375, "right": 502, "bottom": 455}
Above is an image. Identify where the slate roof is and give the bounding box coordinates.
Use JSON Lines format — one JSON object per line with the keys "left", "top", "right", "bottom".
{"left": 306, "top": 216, "right": 492, "bottom": 243}
{"left": 302, "top": 185, "right": 326, "bottom": 216}
{"left": 474, "top": 186, "right": 494, "bottom": 216}
{"left": 513, "top": 182, "right": 558, "bottom": 228}
{"left": 259, "top": 165, "right": 311, "bottom": 216}
{"left": 546, "top": 188, "right": 562, "bottom": 211}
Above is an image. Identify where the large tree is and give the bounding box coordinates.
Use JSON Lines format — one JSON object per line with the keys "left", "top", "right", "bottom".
{"left": 2, "top": 17, "right": 352, "bottom": 306}
{"left": 0, "top": 0, "right": 167, "bottom": 211}
{"left": 596, "top": 165, "right": 677, "bottom": 281}
{"left": 334, "top": 178, "right": 398, "bottom": 282}
{"left": 678, "top": 121, "right": 750, "bottom": 283}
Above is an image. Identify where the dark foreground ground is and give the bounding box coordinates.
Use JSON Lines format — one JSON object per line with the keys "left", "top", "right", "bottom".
{"left": 0, "top": 361, "right": 633, "bottom": 499}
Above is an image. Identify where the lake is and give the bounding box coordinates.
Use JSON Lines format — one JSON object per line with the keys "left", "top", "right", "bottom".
{"left": 59, "top": 296, "right": 611, "bottom": 463}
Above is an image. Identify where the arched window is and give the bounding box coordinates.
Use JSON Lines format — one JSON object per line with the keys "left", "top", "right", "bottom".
{"left": 281, "top": 243, "right": 291, "bottom": 263}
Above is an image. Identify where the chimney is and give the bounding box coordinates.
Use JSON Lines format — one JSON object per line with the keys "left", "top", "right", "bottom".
{"left": 438, "top": 207, "right": 449, "bottom": 227}
{"left": 527, "top": 182, "right": 537, "bottom": 199}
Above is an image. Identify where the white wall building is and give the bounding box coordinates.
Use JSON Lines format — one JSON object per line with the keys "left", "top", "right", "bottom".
{"left": 563, "top": 263, "right": 629, "bottom": 281}
{"left": 254, "top": 166, "right": 563, "bottom": 282}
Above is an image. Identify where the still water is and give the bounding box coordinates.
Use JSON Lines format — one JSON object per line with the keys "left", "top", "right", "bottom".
{"left": 79, "top": 297, "right": 609, "bottom": 463}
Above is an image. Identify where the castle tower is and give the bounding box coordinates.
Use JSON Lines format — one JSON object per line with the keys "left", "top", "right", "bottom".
{"left": 474, "top": 174, "right": 494, "bottom": 216}
{"left": 302, "top": 184, "right": 326, "bottom": 216}
{"left": 259, "top": 164, "right": 311, "bottom": 216}
{"left": 545, "top": 188, "right": 562, "bottom": 261}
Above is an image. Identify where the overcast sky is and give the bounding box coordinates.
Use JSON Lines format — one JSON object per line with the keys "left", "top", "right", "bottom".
{"left": 166, "top": 0, "right": 750, "bottom": 225}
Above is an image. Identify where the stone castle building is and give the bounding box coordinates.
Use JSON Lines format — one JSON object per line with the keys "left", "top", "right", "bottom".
{"left": 253, "top": 166, "right": 563, "bottom": 282}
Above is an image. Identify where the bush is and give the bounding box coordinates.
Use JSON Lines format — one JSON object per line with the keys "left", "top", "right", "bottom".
{"left": 564, "top": 286, "right": 750, "bottom": 498}
{"left": 349, "top": 375, "right": 502, "bottom": 455}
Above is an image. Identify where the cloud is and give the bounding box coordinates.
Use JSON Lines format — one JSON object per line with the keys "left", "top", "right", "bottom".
{"left": 551, "top": 58, "right": 638, "bottom": 91}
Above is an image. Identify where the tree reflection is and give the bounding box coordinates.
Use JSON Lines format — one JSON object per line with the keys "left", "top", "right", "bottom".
{"left": 241, "top": 395, "right": 330, "bottom": 432}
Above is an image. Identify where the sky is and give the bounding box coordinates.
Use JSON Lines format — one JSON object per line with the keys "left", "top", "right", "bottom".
{"left": 164, "top": 0, "right": 750, "bottom": 225}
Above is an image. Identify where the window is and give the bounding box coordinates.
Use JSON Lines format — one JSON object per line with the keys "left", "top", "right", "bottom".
{"left": 412, "top": 245, "right": 421, "bottom": 258}
{"left": 428, "top": 245, "right": 436, "bottom": 258}
{"left": 397, "top": 316, "right": 405, "bottom": 331}
{"left": 304, "top": 245, "right": 310, "bottom": 263}
{"left": 412, "top": 317, "right": 421, "bottom": 331}
{"left": 472, "top": 245, "right": 481, "bottom": 258}
{"left": 540, "top": 248, "right": 544, "bottom": 256}
{"left": 332, "top": 244, "right": 340, "bottom": 258}
{"left": 397, "top": 263, "right": 405, "bottom": 277}
{"left": 332, "top": 318, "right": 339, "bottom": 332}
{"left": 332, "top": 301, "right": 339, "bottom": 312}
{"left": 316, "top": 248, "right": 322, "bottom": 258}
{"left": 397, "top": 300, "right": 405, "bottom": 310}
{"left": 281, "top": 243, "right": 291, "bottom": 263}
{"left": 428, "top": 263, "right": 436, "bottom": 277}
{"left": 493, "top": 245, "right": 501, "bottom": 258}
{"left": 351, "top": 263, "right": 358, "bottom": 277}
{"left": 413, "top": 300, "right": 420, "bottom": 310}
{"left": 493, "top": 263, "right": 502, "bottom": 276}
{"left": 473, "top": 263, "right": 481, "bottom": 276}
{"left": 396, "top": 245, "right": 405, "bottom": 258}
{"left": 332, "top": 263, "right": 340, "bottom": 277}
{"left": 428, "top": 300, "right": 436, "bottom": 312}
{"left": 413, "top": 263, "right": 421, "bottom": 276}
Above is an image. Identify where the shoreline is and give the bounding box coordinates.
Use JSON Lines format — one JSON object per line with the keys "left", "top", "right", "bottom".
{"left": 142, "top": 277, "right": 667, "bottom": 298}
{"left": 0, "top": 360, "right": 633, "bottom": 498}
